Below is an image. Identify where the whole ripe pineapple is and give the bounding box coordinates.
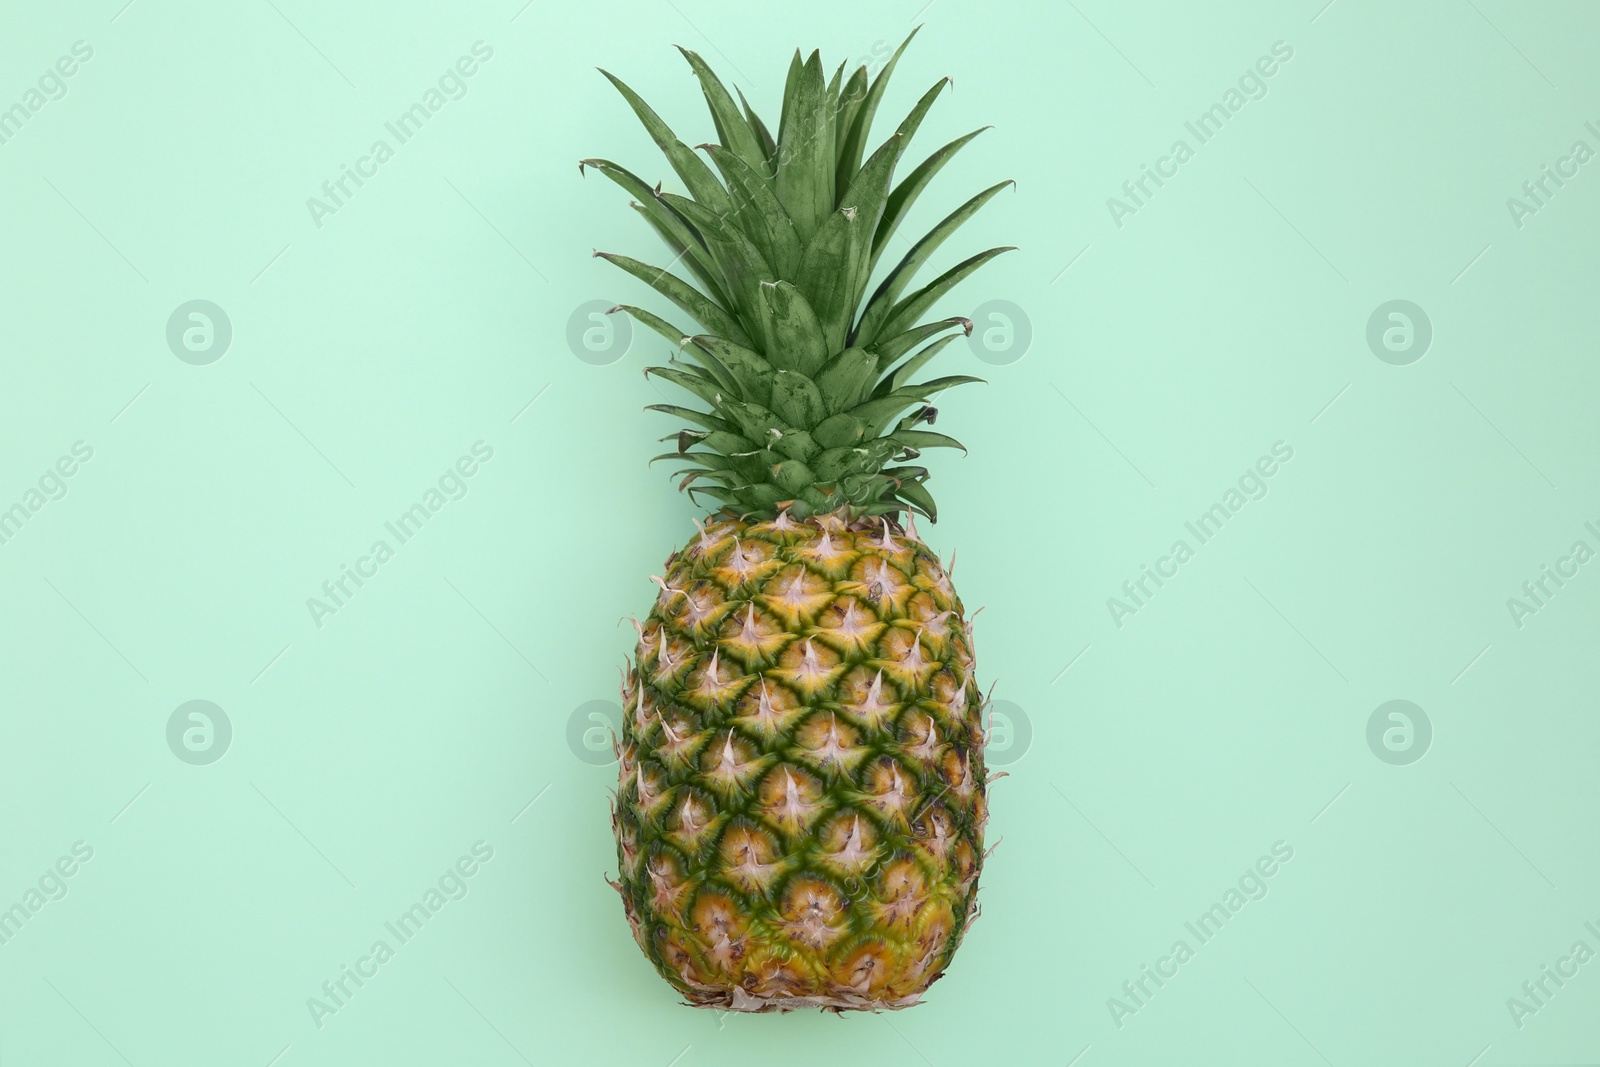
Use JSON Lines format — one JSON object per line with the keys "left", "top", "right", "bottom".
{"left": 586, "top": 28, "right": 1012, "bottom": 1012}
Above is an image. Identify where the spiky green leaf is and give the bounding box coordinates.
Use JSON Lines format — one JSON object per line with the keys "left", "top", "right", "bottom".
{"left": 813, "top": 346, "right": 878, "bottom": 414}
{"left": 756, "top": 281, "right": 828, "bottom": 375}
{"left": 769, "top": 369, "right": 827, "bottom": 427}
{"left": 868, "top": 316, "right": 972, "bottom": 370}
{"left": 869, "top": 246, "right": 1017, "bottom": 346}
{"left": 893, "top": 476, "right": 939, "bottom": 521}
{"left": 644, "top": 403, "right": 732, "bottom": 432}
{"left": 623, "top": 199, "right": 731, "bottom": 310}
{"left": 594, "top": 251, "right": 751, "bottom": 346}
{"left": 736, "top": 85, "right": 776, "bottom": 175}
{"left": 676, "top": 47, "right": 767, "bottom": 174}
{"left": 775, "top": 50, "right": 834, "bottom": 243}
{"left": 686, "top": 334, "right": 775, "bottom": 405}
{"left": 875, "top": 333, "right": 966, "bottom": 397}
{"left": 657, "top": 192, "right": 776, "bottom": 346}
{"left": 598, "top": 70, "right": 733, "bottom": 216}
{"left": 888, "top": 429, "right": 967, "bottom": 452}
{"left": 645, "top": 364, "right": 727, "bottom": 407}
{"left": 871, "top": 126, "right": 992, "bottom": 271}
{"left": 834, "top": 26, "right": 920, "bottom": 194}
{"left": 856, "top": 180, "right": 1014, "bottom": 345}
{"left": 702, "top": 143, "right": 804, "bottom": 280}
{"left": 611, "top": 304, "right": 687, "bottom": 349}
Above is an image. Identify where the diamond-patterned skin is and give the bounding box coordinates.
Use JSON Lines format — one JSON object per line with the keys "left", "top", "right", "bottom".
{"left": 611, "top": 510, "right": 987, "bottom": 1012}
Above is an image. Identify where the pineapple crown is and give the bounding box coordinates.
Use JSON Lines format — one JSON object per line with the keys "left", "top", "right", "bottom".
{"left": 582, "top": 27, "right": 1014, "bottom": 522}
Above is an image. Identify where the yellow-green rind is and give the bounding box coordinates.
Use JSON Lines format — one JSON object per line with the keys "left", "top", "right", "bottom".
{"left": 611, "top": 511, "right": 987, "bottom": 1011}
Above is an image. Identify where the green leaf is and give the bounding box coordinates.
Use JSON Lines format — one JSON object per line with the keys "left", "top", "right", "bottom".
{"left": 645, "top": 364, "right": 726, "bottom": 407}
{"left": 891, "top": 77, "right": 952, "bottom": 156}
{"left": 778, "top": 49, "right": 804, "bottom": 146}
{"left": 834, "top": 26, "right": 920, "bottom": 199}
{"left": 813, "top": 346, "right": 878, "bottom": 414}
{"left": 670, "top": 338, "right": 741, "bottom": 397}
{"left": 769, "top": 458, "right": 816, "bottom": 494}
{"left": 775, "top": 50, "right": 834, "bottom": 244}
{"left": 883, "top": 464, "right": 930, "bottom": 484}
{"left": 594, "top": 251, "right": 750, "bottom": 346}
{"left": 743, "top": 482, "right": 790, "bottom": 511}
{"left": 657, "top": 192, "right": 775, "bottom": 346}
{"left": 893, "top": 477, "right": 939, "bottom": 522}
{"left": 871, "top": 126, "right": 991, "bottom": 271}
{"left": 842, "top": 394, "right": 925, "bottom": 437}
{"left": 624, "top": 200, "right": 731, "bottom": 310}
{"left": 650, "top": 450, "right": 738, "bottom": 470}
{"left": 769, "top": 369, "right": 827, "bottom": 428}
{"left": 813, "top": 412, "right": 866, "bottom": 449}
{"left": 847, "top": 376, "right": 980, "bottom": 436}
{"left": 598, "top": 69, "right": 732, "bottom": 216}
{"left": 702, "top": 144, "right": 804, "bottom": 281}
{"left": 812, "top": 445, "right": 869, "bottom": 481}
{"left": 737, "top": 85, "right": 777, "bottom": 176}
{"left": 610, "top": 304, "right": 686, "bottom": 349}
{"left": 840, "top": 472, "right": 895, "bottom": 507}
{"left": 756, "top": 281, "right": 828, "bottom": 375}
{"left": 833, "top": 132, "right": 905, "bottom": 337}
{"left": 797, "top": 123, "right": 904, "bottom": 358}
{"left": 686, "top": 484, "right": 739, "bottom": 507}
{"left": 825, "top": 58, "right": 846, "bottom": 108}
{"left": 868, "top": 316, "right": 972, "bottom": 371}
{"left": 686, "top": 335, "right": 774, "bottom": 405}
{"left": 838, "top": 76, "right": 945, "bottom": 205}
{"left": 832, "top": 65, "right": 870, "bottom": 170}
{"left": 750, "top": 447, "right": 784, "bottom": 467}
{"left": 675, "top": 47, "right": 767, "bottom": 175}
{"left": 700, "top": 430, "right": 757, "bottom": 455}
{"left": 791, "top": 207, "right": 860, "bottom": 356}
{"left": 721, "top": 400, "right": 789, "bottom": 443}
{"left": 855, "top": 180, "right": 1014, "bottom": 346}
{"left": 768, "top": 429, "right": 819, "bottom": 461}
{"left": 580, "top": 158, "right": 706, "bottom": 256}
{"left": 869, "top": 246, "right": 1017, "bottom": 346}
{"left": 727, "top": 451, "right": 769, "bottom": 482}
{"left": 888, "top": 429, "right": 967, "bottom": 453}
{"left": 645, "top": 404, "right": 731, "bottom": 432}
{"left": 796, "top": 487, "right": 833, "bottom": 514}
{"left": 900, "top": 374, "right": 986, "bottom": 396}
{"left": 876, "top": 333, "right": 965, "bottom": 396}
{"left": 673, "top": 468, "right": 739, "bottom": 492}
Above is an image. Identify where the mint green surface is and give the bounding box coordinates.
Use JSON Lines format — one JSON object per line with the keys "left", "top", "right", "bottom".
{"left": 2, "top": 2, "right": 1598, "bottom": 1065}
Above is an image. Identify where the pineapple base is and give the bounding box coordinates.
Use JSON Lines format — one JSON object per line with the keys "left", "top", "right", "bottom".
{"left": 684, "top": 986, "right": 927, "bottom": 1013}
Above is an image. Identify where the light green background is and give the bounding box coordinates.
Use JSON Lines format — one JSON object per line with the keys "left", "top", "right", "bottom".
{"left": 2, "top": 0, "right": 1597, "bottom": 1064}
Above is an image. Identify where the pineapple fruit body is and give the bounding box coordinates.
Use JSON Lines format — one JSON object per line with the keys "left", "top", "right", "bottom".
{"left": 612, "top": 511, "right": 987, "bottom": 1011}
{"left": 586, "top": 26, "right": 1011, "bottom": 1009}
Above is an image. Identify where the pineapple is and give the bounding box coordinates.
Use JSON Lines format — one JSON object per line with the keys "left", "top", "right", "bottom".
{"left": 586, "top": 27, "right": 1011, "bottom": 1011}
